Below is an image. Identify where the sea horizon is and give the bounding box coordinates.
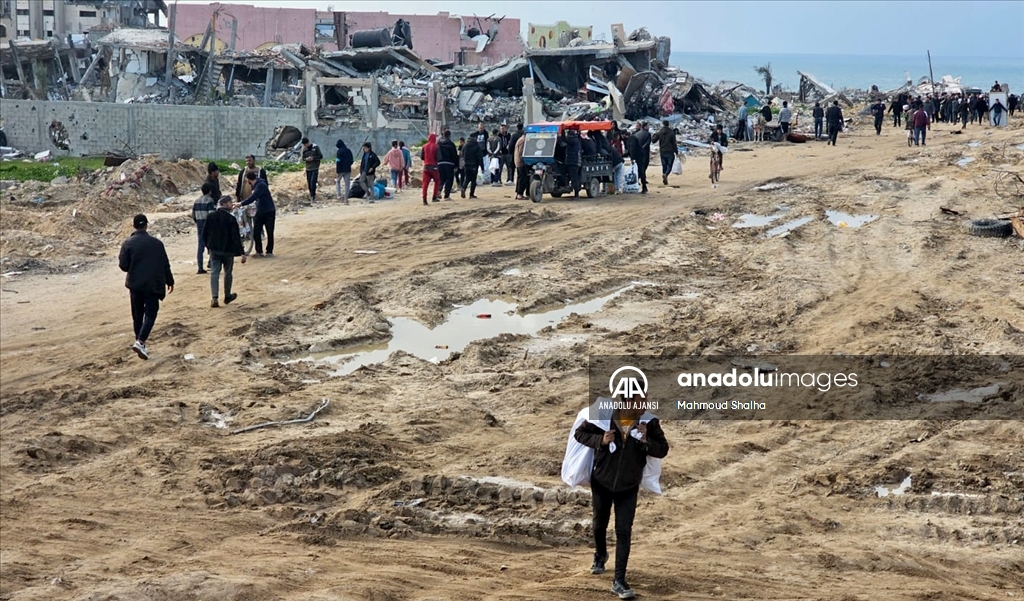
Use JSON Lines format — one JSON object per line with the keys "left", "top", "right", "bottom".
{"left": 670, "top": 51, "right": 1024, "bottom": 94}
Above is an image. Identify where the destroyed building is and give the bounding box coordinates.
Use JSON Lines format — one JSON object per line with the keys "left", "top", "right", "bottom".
{"left": 0, "top": 0, "right": 167, "bottom": 44}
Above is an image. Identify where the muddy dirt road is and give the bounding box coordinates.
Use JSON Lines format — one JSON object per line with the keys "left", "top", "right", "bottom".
{"left": 2, "top": 122, "right": 1023, "bottom": 601}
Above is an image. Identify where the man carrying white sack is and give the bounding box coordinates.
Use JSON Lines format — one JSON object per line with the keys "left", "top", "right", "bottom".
{"left": 569, "top": 394, "right": 670, "bottom": 600}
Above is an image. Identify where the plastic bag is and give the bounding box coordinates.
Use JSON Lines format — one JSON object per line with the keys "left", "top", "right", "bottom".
{"left": 488, "top": 156, "right": 501, "bottom": 174}
{"left": 670, "top": 154, "right": 682, "bottom": 175}
{"left": 622, "top": 163, "right": 641, "bottom": 193}
{"left": 560, "top": 398, "right": 663, "bottom": 494}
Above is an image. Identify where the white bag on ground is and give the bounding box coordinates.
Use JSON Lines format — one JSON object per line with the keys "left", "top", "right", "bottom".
{"left": 622, "top": 162, "right": 641, "bottom": 193}
{"left": 561, "top": 398, "right": 663, "bottom": 494}
{"left": 670, "top": 154, "right": 683, "bottom": 175}
{"left": 488, "top": 156, "right": 501, "bottom": 174}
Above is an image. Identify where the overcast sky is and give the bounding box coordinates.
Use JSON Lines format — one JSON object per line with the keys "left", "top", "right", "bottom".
{"left": 175, "top": 0, "right": 1024, "bottom": 57}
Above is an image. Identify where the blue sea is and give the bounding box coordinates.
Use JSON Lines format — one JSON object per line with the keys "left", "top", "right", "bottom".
{"left": 671, "top": 52, "right": 1024, "bottom": 93}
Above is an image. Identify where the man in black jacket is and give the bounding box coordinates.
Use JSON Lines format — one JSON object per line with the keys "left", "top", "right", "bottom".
{"left": 118, "top": 214, "right": 174, "bottom": 360}
{"left": 358, "top": 143, "right": 381, "bottom": 200}
{"left": 826, "top": 101, "right": 844, "bottom": 146}
{"left": 813, "top": 102, "right": 825, "bottom": 139}
{"left": 627, "top": 124, "right": 651, "bottom": 194}
{"left": 870, "top": 99, "right": 886, "bottom": 135}
{"left": 239, "top": 171, "right": 276, "bottom": 257}
{"left": 461, "top": 136, "right": 483, "bottom": 198}
{"left": 508, "top": 123, "right": 524, "bottom": 186}
{"left": 437, "top": 130, "right": 459, "bottom": 200}
{"left": 575, "top": 395, "right": 670, "bottom": 600}
{"left": 654, "top": 121, "right": 678, "bottom": 186}
{"left": 497, "top": 124, "right": 514, "bottom": 184}
{"left": 301, "top": 137, "right": 323, "bottom": 203}
{"left": 560, "top": 128, "right": 583, "bottom": 198}
{"left": 202, "top": 195, "right": 245, "bottom": 307}
{"left": 205, "top": 162, "right": 222, "bottom": 200}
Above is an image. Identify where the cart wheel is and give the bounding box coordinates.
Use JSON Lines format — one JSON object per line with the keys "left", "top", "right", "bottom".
{"left": 529, "top": 180, "right": 543, "bottom": 203}
{"left": 586, "top": 178, "right": 600, "bottom": 199}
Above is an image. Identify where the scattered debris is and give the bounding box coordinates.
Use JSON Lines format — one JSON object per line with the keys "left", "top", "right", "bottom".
{"left": 230, "top": 398, "right": 331, "bottom": 435}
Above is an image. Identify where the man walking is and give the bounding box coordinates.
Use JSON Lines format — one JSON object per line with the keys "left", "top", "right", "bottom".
{"left": 871, "top": 98, "right": 886, "bottom": 135}
{"left": 399, "top": 141, "right": 412, "bottom": 189}
{"left": 812, "top": 101, "right": 825, "bottom": 139}
{"left": 912, "top": 103, "right": 930, "bottom": 146}
{"left": 574, "top": 393, "right": 670, "bottom": 600}
{"left": 235, "top": 154, "right": 268, "bottom": 200}
{"left": 826, "top": 100, "right": 844, "bottom": 146}
{"left": 301, "top": 137, "right": 323, "bottom": 203}
{"left": 889, "top": 97, "right": 903, "bottom": 128}
{"left": 202, "top": 195, "right": 245, "bottom": 308}
{"left": 118, "top": 214, "right": 174, "bottom": 360}
{"left": 655, "top": 121, "right": 678, "bottom": 186}
{"left": 627, "top": 123, "right": 651, "bottom": 194}
{"left": 191, "top": 182, "right": 216, "bottom": 274}
{"left": 239, "top": 170, "right": 276, "bottom": 257}
{"left": 419, "top": 133, "right": 440, "bottom": 205}
{"left": 334, "top": 139, "right": 354, "bottom": 203}
{"left": 358, "top": 142, "right": 381, "bottom": 199}
{"left": 437, "top": 130, "right": 458, "bottom": 200}
{"left": 461, "top": 135, "right": 483, "bottom": 198}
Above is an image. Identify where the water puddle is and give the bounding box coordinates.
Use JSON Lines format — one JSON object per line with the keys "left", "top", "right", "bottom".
{"left": 825, "top": 210, "right": 878, "bottom": 228}
{"left": 956, "top": 156, "right": 976, "bottom": 168}
{"left": 733, "top": 206, "right": 790, "bottom": 228}
{"left": 875, "top": 475, "right": 912, "bottom": 498}
{"left": 763, "top": 216, "right": 813, "bottom": 238}
{"left": 917, "top": 383, "right": 1002, "bottom": 403}
{"left": 288, "top": 283, "right": 651, "bottom": 375}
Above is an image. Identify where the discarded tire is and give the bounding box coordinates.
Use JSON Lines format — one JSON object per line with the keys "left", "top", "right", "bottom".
{"left": 964, "top": 219, "right": 1013, "bottom": 238}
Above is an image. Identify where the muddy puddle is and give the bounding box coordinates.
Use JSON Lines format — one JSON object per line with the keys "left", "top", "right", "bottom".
{"left": 733, "top": 206, "right": 790, "bottom": 228}
{"left": 285, "top": 283, "right": 651, "bottom": 375}
{"left": 825, "top": 210, "right": 878, "bottom": 228}
{"left": 764, "top": 217, "right": 814, "bottom": 238}
{"left": 875, "top": 475, "right": 912, "bottom": 498}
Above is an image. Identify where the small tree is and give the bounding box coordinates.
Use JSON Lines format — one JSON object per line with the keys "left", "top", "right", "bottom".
{"left": 754, "top": 62, "right": 773, "bottom": 96}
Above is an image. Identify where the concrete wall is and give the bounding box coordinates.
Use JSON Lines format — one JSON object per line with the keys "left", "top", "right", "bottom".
{"left": 173, "top": 2, "right": 316, "bottom": 53}
{"left": 2, "top": 100, "right": 305, "bottom": 159}
{"left": 341, "top": 12, "right": 522, "bottom": 67}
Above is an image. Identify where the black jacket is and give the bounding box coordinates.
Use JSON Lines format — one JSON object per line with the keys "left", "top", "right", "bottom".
{"left": 627, "top": 132, "right": 651, "bottom": 165}
{"left": 240, "top": 178, "right": 275, "bottom": 215}
{"left": 119, "top": 230, "right": 174, "bottom": 299}
{"left": 654, "top": 126, "right": 678, "bottom": 154}
{"left": 438, "top": 137, "right": 458, "bottom": 165}
{"left": 302, "top": 143, "right": 323, "bottom": 172}
{"left": 463, "top": 139, "right": 484, "bottom": 166}
{"left": 206, "top": 174, "right": 222, "bottom": 200}
{"left": 235, "top": 167, "right": 268, "bottom": 198}
{"left": 335, "top": 141, "right": 354, "bottom": 174}
{"left": 497, "top": 131, "right": 513, "bottom": 154}
{"left": 360, "top": 150, "right": 380, "bottom": 176}
{"left": 761, "top": 105, "right": 773, "bottom": 123}
{"left": 575, "top": 418, "right": 669, "bottom": 492}
{"left": 560, "top": 134, "right": 582, "bottom": 166}
{"left": 813, "top": 105, "right": 825, "bottom": 119}
{"left": 202, "top": 207, "right": 244, "bottom": 256}
{"left": 826, "top": 105, "right": 844, "bottom": 124}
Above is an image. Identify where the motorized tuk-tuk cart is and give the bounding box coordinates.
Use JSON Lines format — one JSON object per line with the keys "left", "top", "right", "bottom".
{"left": 522, "top": 121, "right": 614, "bottom": 203}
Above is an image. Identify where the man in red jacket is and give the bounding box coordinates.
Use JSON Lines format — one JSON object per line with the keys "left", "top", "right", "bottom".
{"left": 420, "top": 133, "right": 441, "bottom": 205}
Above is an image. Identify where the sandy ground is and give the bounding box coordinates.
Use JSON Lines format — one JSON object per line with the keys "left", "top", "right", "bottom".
{"left": 2, "top": 117, "right": 1023, "bottom": 601}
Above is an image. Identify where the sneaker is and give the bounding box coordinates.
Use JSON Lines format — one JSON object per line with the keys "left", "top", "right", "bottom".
{"left": 469, "top": 195, "right": 478, "bottom": 199}
{"left": 266, "top": 252, "right": 274, "bottom": 257}
{"left": 423, "top": 200, "right": 428, "bottom": 206}
{"left": 211, "top": 298, "right": 219, "bottom": 308}
{"left": 611, "top": 580, "right": 635, "bottom": 600}
{"left": 254, "top": 253, "right": 264, "bottom": 258}
{"left": 132, "top": 340, "right": 149, "bottom": 360}
{"left": 197, "top": 269, "right": 208, "bottom": 275}
{"left": 224, "top": 293, "right": 237, "bottom": 305}
{"left": 590, "top": 554, "right": 607, "bottom": 575}
{"left": 432, "top": 198, "right": 440, "bottom": 202}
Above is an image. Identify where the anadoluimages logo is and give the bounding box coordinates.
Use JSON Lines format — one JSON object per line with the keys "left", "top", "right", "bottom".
{"left": 609, "top": 366, "right": 648, "bottom": 399}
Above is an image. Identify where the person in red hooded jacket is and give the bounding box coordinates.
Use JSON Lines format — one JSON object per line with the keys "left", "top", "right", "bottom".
{"left": 419, "top": 133, "right": 441, "bottom": 205}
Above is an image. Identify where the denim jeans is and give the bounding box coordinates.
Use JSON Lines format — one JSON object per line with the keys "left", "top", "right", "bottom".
{"left": 814, "top": 118, "right": 823, "bottom": 138}
{"left": 914, "top": 127, "right": 927, "bottom": 145}
{"left": 390, "top": 169, "right": 401, "bottom": 188}
{"left": 335, "top": 172, "right": 350, "bottom": 199}
{"left": 195, "top": 221, "right": 206, "bottom": 268}
{"left": 660, "top": 152, "right": 675, "bottom": 177}
{"left": 210, "top": 252, "right": 234, "bottom": 299}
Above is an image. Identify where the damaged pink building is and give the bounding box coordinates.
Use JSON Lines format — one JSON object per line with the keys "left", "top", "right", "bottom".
{"left": 172, "top": 3, "right": 523, "bottom": 66}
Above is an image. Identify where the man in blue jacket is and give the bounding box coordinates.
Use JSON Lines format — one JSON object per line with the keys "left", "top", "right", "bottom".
{"left": 118, "top": 214, "right": 174, "bottom": 360}
{"left": 335, "top": 139, "right": 354, "bottom": 203}
{"left": 239, "top": 170, "right": 276, "bottom": 257}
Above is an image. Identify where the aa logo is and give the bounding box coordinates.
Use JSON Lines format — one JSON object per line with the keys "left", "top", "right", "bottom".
{"left": 609, "top": 366, "right": 648, "bottom": 399}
